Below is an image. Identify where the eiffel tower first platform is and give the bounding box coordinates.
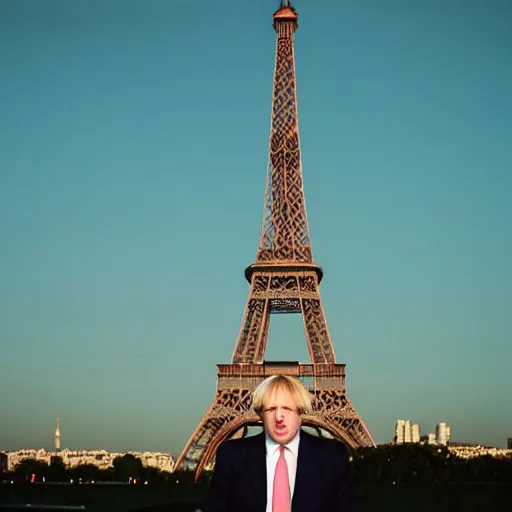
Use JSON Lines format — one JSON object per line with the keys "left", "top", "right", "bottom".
{"left": 174, "top": 0, "right": 375, "bottom": 477}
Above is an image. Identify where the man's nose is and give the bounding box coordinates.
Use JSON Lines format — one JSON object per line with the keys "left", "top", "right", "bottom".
{"left": 276, "top": 407, "right": 285, "bottom": 420}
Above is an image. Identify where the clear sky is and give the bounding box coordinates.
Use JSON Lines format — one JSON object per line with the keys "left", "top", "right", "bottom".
{"left": 1, "top": 0, "right": 511, "bottom": 456}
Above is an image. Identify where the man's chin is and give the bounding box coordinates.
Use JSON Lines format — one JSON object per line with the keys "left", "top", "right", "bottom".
{"left": 272, "top": 430, "right": 290, "bottom": 443}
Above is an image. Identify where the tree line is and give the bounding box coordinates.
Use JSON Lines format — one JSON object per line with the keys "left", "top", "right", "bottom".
{"left": 1, "top": 445, "right": 511, "bottom": 485}
{"left": 351, "top": 444, "right": 512, "bottom": 484}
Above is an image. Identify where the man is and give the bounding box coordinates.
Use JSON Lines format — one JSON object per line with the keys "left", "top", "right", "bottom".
{"left": 203, "top": 375, "right": 358, "bottom": 512}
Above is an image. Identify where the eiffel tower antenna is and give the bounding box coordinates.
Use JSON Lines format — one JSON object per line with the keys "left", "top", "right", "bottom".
{"left": 55, "top": 416, "right": 61, "bottom": 451}
{"left": 175, "top": 0, "right": 374, "bottom": 479}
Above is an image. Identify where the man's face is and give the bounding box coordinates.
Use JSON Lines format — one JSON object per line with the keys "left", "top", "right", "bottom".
{"left": 261, "top": 388, "right": 302, "bottom": 445}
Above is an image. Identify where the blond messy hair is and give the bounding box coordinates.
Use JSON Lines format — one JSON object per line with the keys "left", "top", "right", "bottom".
{"left": 252, "top": 375, "right": 313, "bottom": 416}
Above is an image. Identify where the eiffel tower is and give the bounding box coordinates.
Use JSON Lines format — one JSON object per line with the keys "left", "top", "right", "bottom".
{"left": 175, "top": 0, "right": 374, "bottom": 477}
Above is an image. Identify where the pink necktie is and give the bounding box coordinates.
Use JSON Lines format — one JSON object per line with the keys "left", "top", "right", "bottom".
{"left": 272, "top": 445, "right": 290, "bottom": 512}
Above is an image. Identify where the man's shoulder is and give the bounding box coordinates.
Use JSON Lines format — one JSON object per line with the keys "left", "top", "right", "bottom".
{"left": 300, "top": 430, "right": 350, "bottom": 457}
{"left": 217, "top": 432, "right": 263, "bottom": 458}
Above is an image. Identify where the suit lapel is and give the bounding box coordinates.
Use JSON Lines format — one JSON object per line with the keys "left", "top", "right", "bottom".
{"left": 247, "top": 432, "right": 267, "bottom": 512}
{"left": 291, "top": 431, "right": 316, "bottom": 512}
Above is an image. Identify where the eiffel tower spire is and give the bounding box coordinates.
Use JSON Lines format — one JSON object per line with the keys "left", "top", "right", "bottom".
{"left": 54, "top": 416, "right": 61, "bottom": 451}
{"left": 252, "top": 0, "right": 312, "bottom": 272}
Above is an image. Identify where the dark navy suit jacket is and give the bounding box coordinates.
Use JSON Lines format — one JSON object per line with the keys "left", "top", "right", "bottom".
{"left": 203, "top": 430, "right": 358, "bottom": 512}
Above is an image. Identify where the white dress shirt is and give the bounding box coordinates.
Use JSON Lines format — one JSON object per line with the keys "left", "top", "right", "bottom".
{"left": 265, "top": 431, "right": 300, "bottom": 512}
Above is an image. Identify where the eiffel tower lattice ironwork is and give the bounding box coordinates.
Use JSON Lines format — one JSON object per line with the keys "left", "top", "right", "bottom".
{"left": 174, "top": 0, "right": 374, "bottom": 478}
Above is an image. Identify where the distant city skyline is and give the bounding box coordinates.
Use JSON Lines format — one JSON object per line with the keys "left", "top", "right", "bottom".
{"left": 1, "top": 416, "right": 509, "bottom": 458}
{"left": 1, "top": 0, "right": 511, "bottom": 454}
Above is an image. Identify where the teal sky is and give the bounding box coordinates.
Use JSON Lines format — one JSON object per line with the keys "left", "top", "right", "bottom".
{"left": 1, "top": 0, "right": 511, "bottom": 456}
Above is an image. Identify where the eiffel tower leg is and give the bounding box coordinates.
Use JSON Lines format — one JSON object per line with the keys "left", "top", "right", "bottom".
{"left": 231, "top": 274, "right": 271, "bottom": 364}
{"left": 298, "top": 274, "right": 336, "bottom": 364}
{"left": 173, "top": 382, "right": 260, "bottom": 477}
{"left": 306, "top": 389, "right": 375, "bottom": 448}
{"left": 232, "top": 271, "right": 337, "bottom": 364}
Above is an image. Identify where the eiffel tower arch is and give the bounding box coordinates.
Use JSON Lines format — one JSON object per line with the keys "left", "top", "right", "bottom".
{"left": 175, "top": 1, "right": 375, "bottom": 478}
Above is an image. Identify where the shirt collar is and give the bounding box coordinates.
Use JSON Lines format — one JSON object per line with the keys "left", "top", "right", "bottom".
{"left": 265, "top": 429, "right": 300, "bottom": 458}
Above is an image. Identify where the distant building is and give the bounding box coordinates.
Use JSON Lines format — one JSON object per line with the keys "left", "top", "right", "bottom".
{"left": 55, "top": 417, "right": 61, "bottom": 451}
{"left": 395, "top": 420, "right": 406, "bottom": 444}
{"left": 0, "top": 449, "right": 175, "bottom": 473}
{"left": 394, "top": 419, "right": 420, "bottom": 444}
{"left": 448, "top": 444, "right": 512, "bottom": 459}
{"left": 411, "top": 424, "right": 420, "bottom": 443}
{"left": 404, "top": 420, "right": 412, "bottom": 443}
{"left": 436, "top": 423, "right": 449, "bottom": 446}
{"left": 395, "top": 419, "right": 454, "bottom": 446}
{"left": 508, "top": 438, "right": 512, "bottom": 450}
